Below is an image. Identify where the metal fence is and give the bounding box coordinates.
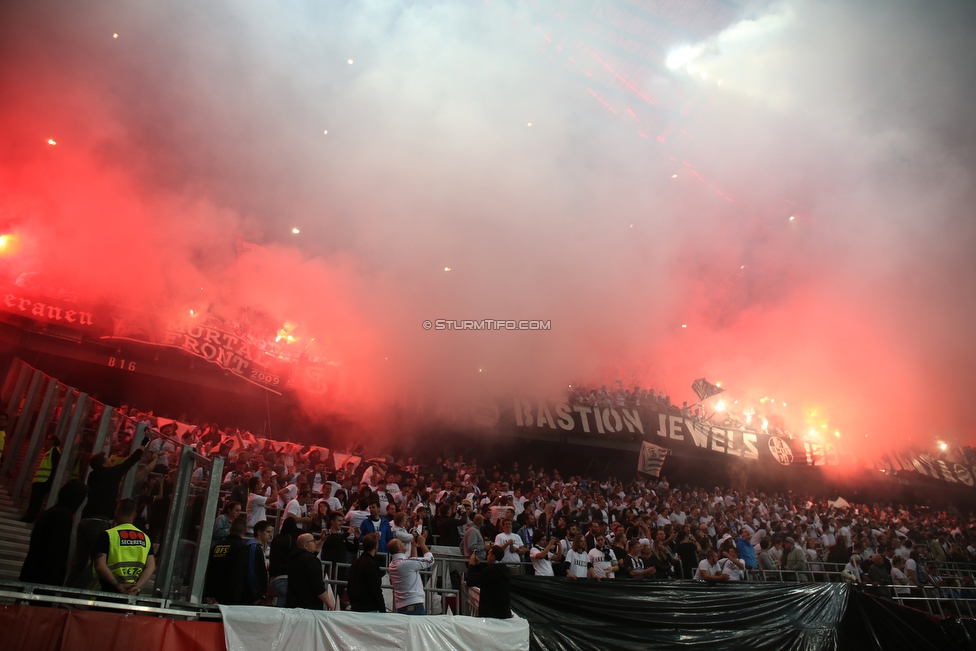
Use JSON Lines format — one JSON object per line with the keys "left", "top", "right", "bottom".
{"left": 0, "top": 358, "right": 225, "bottom": 605}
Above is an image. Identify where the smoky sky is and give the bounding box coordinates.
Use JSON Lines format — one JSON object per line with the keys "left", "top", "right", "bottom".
{"left": 1, "top": 0, "right": 975, "bottom": 455}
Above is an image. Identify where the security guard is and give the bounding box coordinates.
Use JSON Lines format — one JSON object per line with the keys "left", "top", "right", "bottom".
{"left": 93, "top": 499, "right": 155, "bottom": 593}
{"left": 21, "top": 435, "right": 61, "bottom": 523}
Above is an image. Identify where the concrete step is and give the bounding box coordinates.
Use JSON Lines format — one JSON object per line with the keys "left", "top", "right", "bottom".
{"left": 0, "top": 558, "right": 22, "bottom": 576}
{"left": 0, "top": 518, "right": 31, "bottom": 531}
{"left": 0, "top": 539, "right": 28, "bottom": 552}
{"left": 0, "top": 550, "right": 27, "bottom": 566}
{"left": 0, "top": 539, "right": 27, "bottom": 553}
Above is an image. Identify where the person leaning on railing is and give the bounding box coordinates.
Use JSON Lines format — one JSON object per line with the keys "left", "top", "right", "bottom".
{"left": 842, "top": 555, "right": 864, "bottom": 583}
{"left": 467, "top": 545, "right": 513, "bottom": 619}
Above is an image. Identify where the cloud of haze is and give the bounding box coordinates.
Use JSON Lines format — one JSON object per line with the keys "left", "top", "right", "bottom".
{"left": 0, "top": 0, "right": 974, "bottom": 456}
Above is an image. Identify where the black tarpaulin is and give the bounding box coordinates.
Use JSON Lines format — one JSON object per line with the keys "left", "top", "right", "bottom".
{"left": 509, "top": 577, "right": 850, "bottom": 651}
{"left": 508, "top": 577, "right": 976, "bottom": 651}
{"left": 842, "top": 589, "right": 976, "bottom": 651}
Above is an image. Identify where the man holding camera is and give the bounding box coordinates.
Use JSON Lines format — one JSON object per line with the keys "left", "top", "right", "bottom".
{"left": 388, "top": 532, "right": 434, "bottom": 615}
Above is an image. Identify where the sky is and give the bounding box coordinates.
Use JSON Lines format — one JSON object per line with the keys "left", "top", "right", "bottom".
{"left": 1, "top": 0, "right": 974, "bottom": 457}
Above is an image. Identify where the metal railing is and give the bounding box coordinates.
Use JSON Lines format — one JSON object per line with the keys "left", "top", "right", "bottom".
{"left": 0, "top": 580, "right": 221, "bottom": 619}
{"left": 316, "top": 554, "right": 462, "bottom": 615}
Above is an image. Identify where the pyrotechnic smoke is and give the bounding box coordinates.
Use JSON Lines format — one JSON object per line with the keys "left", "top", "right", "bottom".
{"left": 0, "top": 0, "right": 974, "bottom": 454}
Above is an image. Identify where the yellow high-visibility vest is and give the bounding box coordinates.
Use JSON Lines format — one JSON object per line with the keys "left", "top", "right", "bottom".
{"left": 33, "top": 446, "right": 60, "bottom": 483}
{"left": 95, "top": 523, "right": 152, "bottom": 585}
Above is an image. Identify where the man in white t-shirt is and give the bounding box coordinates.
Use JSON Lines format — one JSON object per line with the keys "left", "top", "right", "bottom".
{"left": 720, "top": 546, "right": 745, "bottom": 581}
{"left": 904, "top": 551, "right": 921, "bottom": 587}
{"left": 344, "top": 499, "right": 371, "bottom": 530}
{"left": 694, "top": 550, "right": 730, "bottom": 582}
{"left": 374, "top": 480, "right": 392, "bottom": 512}
{"left": 277, "top": 481, "right": 300, "bottom": 509}
{"left": 360, "top": 463, "right": 385, "bottom": 489}
{"left": 308, "top": 464, "right": 327, "bottom": 495}
{"left": 530, "top": 531, "right": 558, "bottom": 577}
{"left": 494, "top": 519, "right": 527, "bottom": 568}
{"left": 247, "top": 477, "right": 288, "bottom": 532}
{"left": 312, "top": 483, "right": 343, "bottom": 514}
{"left": 587, "top": 534, "right": 618, "bottom": 579}
{"left": 283, "top": 490, "right": 312, "bottom": 530}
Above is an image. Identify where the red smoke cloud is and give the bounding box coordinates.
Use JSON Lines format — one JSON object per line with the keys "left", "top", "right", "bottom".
{"left": 1, "top": 0, "right": 975, "bottom": 462}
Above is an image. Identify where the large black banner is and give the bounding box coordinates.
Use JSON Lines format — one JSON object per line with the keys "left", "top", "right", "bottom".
{"left": 102, "top": 316, "right": 334, "bottom": 396}
{"left": 505, "top": 398, "right": 837, "bottom": 468}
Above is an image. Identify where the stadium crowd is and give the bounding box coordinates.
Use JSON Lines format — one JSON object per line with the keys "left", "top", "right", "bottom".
{"left": 14, "top": 403, "right": 976, "bottom": 617}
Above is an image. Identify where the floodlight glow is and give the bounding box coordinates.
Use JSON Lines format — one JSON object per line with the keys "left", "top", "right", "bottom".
{"left": 666, "top": 46, "right": 701, "bottom": 70}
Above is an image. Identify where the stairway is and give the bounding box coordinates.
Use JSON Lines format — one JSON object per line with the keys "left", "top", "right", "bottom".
{"left": 0, "top": 483, "right": 30, "bottom": 581}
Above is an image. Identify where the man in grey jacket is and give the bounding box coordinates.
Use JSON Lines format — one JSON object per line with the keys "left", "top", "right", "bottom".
{"left": 462, "top": 514, "right": 487, "bottom": 562}
{"left": 782, "top": 537, "right": 810, "bottom": 581}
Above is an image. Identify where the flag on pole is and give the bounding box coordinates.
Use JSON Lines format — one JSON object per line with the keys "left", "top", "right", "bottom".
{"left": 692, "top": 377, "right": 724, "bottom": 402}
{"left": 638, "top": 441, "right": 669, "bottom": 477}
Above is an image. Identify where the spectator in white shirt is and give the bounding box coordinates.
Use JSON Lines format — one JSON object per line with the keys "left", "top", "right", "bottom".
{"left": 374, "top": 480, "right": 391, "bottom": 512}
{"left": 345, "top": 499, "right": 371, "bottom": 531}
{"left": 312, "top": 483, "right": 342, "bottom": 515}
{"left": 694, "top": 550, "right": 730, "bottom": 582}
{"left": 284, "top": 490, "right": 312, "bottom": 530}
{"left": 842, "top": 555, "right": 864, "bottom": 583}
{"left": 530, "top": 530, "right": 557, "bottom": 577}
{"left": 890, "top": 557, "right": 911, "bottom": 596}
{"left": 388, "top": 534, "right": 434, "bottom": 615}
{"left": 587, "top": 534, "right": 618, "bottom": 579}
{"left": 246, "top": 477, "right": 287, "bottom": 532}
{"left": 494, "top": 519, "right": 527, "bottom": 570}
{"left": 565, "top": 535, "right": 594, "bottom": 579}
{"left": 276, "top": 480, "right": 301, "bottom": 509}
{"left": 721, "top": 546, "right": 745, "bottom": 581}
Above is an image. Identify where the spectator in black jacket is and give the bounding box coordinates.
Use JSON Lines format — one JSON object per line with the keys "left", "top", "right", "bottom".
{"left": 205, "top": 517, "right": 248, "bottom": 604}
{"left": 435, "top": 503, "right": 465, "bottom": 547}
{"left": 269, "top": 517, "right": 300, "bottom": 606}
{"left": 467, "top": 545, "right": 512, "bottom": 619}
{"left": 67, "top": 437, "right": 148, "bottom": 587}
{"left": 20, "top": 480, "right": 88, "bottom": 586}
{"left": 286, "top": 533, "right": 335, "bottom": 610}
{"left": 320, "top": 511, "right": 358, "bottom": 602}
{"left": 347, "top": 532, "right": 386, "bottom": 612}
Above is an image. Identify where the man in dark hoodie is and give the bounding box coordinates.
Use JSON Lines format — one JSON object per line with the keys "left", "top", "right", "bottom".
{"left": 205, "top": 516, "right": 249, "bottom": 604}
{"left": 20, "top": 480, "right": 88, "bottom": 586}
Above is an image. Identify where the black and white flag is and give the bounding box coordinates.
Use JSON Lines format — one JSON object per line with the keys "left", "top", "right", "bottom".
{"left": 638, "top": 441, "right": 669, "bottom": 477}
{"left": 692, "top": 377, "right": 724, "bottom": 402}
